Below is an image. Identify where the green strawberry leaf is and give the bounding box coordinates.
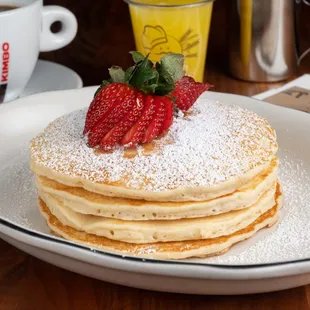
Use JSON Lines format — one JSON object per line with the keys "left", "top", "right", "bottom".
{"left": 124, "top": 65, "right": 136, "bottom": 83}
{"left": 148, "top": 70, "right": 159, "bottom": 86}
{"left": 155, "top": 62, "right": 164, "bottom": 82}
{"left": 102, "top": 80, "right": 111, "bottom": 87}
{"left": 158, "top": 53, "right": 185, "bottom": 84}
{"left": 129, "top": 54, "right": 157, "bottom": 88}
{"left": 140, "top": 84, "right": 157, "bottom": 94}
{"left": 154, "top": 83, "right": 175, "bottom": 96}
{"left": 130, "top": 51, "right": 153, "bottom": 68}
{"left": 130, "top": 67, "right": 157, "bottom": 89}
{"left": 130, "top": 51, "right": 145, "bottom": 63}
{"left": 123, "top": 52, "right": 184, "bottom": 96}
{"left": 108, "top": 66, "right": 125, "bottom": 83}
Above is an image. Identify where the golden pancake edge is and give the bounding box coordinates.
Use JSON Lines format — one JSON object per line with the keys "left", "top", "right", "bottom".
{"left": 38, "top": 183, "right": 283, "bottom": 260}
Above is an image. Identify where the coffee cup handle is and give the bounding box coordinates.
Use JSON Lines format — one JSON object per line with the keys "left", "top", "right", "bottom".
{"left": 40, "top": 6, "right": 77, "bottom": 52}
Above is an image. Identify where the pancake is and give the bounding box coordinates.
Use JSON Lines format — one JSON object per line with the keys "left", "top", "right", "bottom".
{"left": 38, "top": 184, "right": 283, "bottom": 259}
{"left": 38, "top": 183, "right": 276, "bottom": 243}
{"left": 30, "top": 99, "right": 278, "bottom": 202}
{"left": 35, "top": 158, "right": 278, "bottom": 220}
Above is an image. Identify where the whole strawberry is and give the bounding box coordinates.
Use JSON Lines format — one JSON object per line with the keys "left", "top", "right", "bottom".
{"left": 84, "top": 52, "right": 210, "bottom": 150}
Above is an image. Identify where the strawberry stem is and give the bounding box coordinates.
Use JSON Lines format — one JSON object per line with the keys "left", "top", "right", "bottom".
{"left": 95, "top": 52, "right": 185, "bottom": 97}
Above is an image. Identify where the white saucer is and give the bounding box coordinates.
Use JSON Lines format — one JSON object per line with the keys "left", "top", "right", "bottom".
{"left": 20, "top": 60, "right": 83, "bottom": 97}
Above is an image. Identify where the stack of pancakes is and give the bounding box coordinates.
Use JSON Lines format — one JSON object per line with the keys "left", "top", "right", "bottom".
{"left": 30, "top": 99, "right": 282, "bottom": 259}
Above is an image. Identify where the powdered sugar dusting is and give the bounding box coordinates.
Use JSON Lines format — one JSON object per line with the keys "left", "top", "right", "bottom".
{"left": 0, "top": 146, "right": 47, "bottom": 232}
{"left": 30, "top": 99, "right": 277, "bottom": 191}
{"left": 197, "top": 154, "right": 310, "bottom": 265}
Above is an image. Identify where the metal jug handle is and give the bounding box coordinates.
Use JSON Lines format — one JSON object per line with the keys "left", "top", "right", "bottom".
{"left": 296, "top": 0, "right": 310, "bottom": 65}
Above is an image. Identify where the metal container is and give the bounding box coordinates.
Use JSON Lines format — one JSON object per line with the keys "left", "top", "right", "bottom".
{"left": 229, "top": 0, "right": 310, "bottom": 82}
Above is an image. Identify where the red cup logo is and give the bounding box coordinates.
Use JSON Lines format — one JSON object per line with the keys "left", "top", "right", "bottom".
{"left": 0, "top": 42, "right": 10, "bottom": 103}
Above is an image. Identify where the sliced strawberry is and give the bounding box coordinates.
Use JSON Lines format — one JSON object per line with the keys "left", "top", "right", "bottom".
{"left": 171, "top": 76, "right": 211, "bottom": 111}
{"left": 142, "top": 97, "right": 166, "bottom": 144}
{"left": 83, "top": 83, "right": 124, "bottom": 134}
{"left": 100, "top": 93, "right": 145, "bottom": 150}
{"left": 120, "top": 95, "right": 156, "bottom": 146}
{"left": 159, "top": 96, "right": 174, "bottom": 134}
{"left": 83, "top": 53, "right": 210, "bottom": 150}
{"left": 87, "top": 84, "right": 137, "bottom": 147}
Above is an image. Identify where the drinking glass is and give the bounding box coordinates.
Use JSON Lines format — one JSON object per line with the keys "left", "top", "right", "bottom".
{"left": 125, "top": 0, "right": 214, "bottom": 82}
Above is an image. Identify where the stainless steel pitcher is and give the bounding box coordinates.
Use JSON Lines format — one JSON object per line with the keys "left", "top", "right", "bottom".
{"left": 229, "top": 0, "right": 310, "bottom": 82}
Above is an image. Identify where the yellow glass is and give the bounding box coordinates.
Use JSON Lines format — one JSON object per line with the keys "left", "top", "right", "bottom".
{"left": 126, "top": 0, "right": 214, "bottom": 82}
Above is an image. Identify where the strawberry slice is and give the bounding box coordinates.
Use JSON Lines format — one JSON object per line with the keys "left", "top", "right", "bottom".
{"left": 87, "top": 84, "right": 137, "bottom": 147}
{"left": 120, "top": 95, "right": 156, "bottom": 146}
{"left": 83, "top": 83, "right": 124, "bottom": 134}
{"left": 142, "top": 97, "right": 166, "bottom": 144}
{"left": 100, "top": 93, "right": 145, "bottom": 150}
{"left": 159, "top": 96, "right": 174, "bottom": 134}
{"left": 171, "top": 76, "right": 211, "bottom": 111}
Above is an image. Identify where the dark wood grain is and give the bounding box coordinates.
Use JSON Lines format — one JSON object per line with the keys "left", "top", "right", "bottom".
{"left": 1, "top": 0, "right": 310, "bottom": 309}
{"left": 0, "top": 245, "right": 310, "bottom": 310}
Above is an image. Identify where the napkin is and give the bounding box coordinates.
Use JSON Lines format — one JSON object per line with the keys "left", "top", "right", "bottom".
{"left": 252, "top": 74, "right": 310, "bottom": 113}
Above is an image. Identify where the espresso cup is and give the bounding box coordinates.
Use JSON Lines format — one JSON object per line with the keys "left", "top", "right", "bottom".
{"left": 0, "top": 0, "right": 77, "bottom": 102}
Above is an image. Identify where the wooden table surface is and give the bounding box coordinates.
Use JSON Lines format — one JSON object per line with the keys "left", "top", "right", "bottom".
{"left": 1, "top": 0, "right": 310, "bottom": 309}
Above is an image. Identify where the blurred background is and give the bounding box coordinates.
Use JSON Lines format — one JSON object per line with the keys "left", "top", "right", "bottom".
{"left": 40, "top": 0, "right": 310, "bottom": 91}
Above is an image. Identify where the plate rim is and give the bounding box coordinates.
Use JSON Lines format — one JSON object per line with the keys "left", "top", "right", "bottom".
{"left": 1, "top": 217, "right": 310, "bottom": 280}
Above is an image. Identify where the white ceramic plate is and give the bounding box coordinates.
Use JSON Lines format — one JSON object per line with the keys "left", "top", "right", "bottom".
{"left": 0, "top": 87, "right": 310, "bottom": 295}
